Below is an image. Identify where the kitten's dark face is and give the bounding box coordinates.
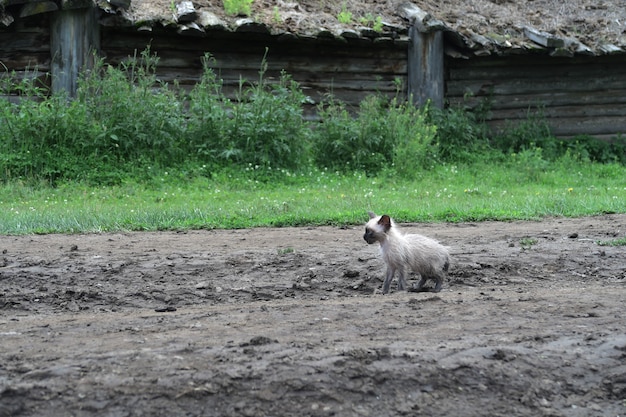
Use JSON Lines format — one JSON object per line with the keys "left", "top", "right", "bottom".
{"left": 363, "top": 214, "right": 390, "bottom": 244}
{"left": 363, "top": 227, "right": 379, "bottom": 244}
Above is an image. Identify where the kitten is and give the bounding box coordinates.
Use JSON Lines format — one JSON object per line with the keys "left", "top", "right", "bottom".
{"left": 364, "top": 212, "right": 450, "bottom": 293}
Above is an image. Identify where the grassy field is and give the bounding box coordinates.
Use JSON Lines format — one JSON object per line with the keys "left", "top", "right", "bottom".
{"left": 2, "top": 51, "right": 625, "bottom": 236}
{"left": 1, "top": 160, "right": 624, "bottom": 235}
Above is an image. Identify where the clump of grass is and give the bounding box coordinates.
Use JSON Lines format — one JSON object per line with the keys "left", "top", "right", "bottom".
{"left": 337, "top": 4, "right": 352, "bottom": 24}
{"left": 359, "top": 13, "right": 383, "bottom": 32}
{"left": 223, "top": 0, "right": 253, "bottom": 16}
{"left": 519, "top": 237, "right": 538, "bottom": 250}
{"left": 597, "top": 237, "right": 626, "bottom": 247}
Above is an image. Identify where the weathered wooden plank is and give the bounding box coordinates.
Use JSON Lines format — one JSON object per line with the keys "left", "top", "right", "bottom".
{"left": 446, "top": 53, "right": 625, "bottom": 70}
{"left": 177, "top": 22, "right": 204, "bottom": 36}
{"left": 446, "top": 74, "right": 626, "bottom": 97}
{"left": 448, "top": 89, "right": 626, "bottom": 110}
{"left": 107, "top": 0, "right": 130, "bottom": 9}
{"left": 448, "top": 61, "right": 626, "bottom": 81}
{"left": 102, "top": 49, "right": 407, "bottom": 73}
{"left": 1, "top": 11, "right": 14, "bottom": 27}
{"left": 0, "top": 32, "right": 49, "bottom": 51}
{"left": 102, "top": 44, "right": 407, "bottom": 65}
{"left": 562, "top": 36, "right": 593, "bottom": 55}
{"left": 599, "top": 44, "right": 623, "bottom": 54}
{"left": 50, "top": 7, "right": 99, "bottom": 96}
{"left": 153, "top": 66, "right": 405, "bottom": 84}
{"left": 19, "top": 1, "right": 58, "bottom": 17}
{"left": 197, "top": 10, "right": 227, "bottom": 29}
{"left": 489, "top": 116, "right": 626, "bottom": 137}
{"left": 487, "top": 103, "right": 626, "bottom": 121}
{"left": 523, "top": 26, "right": 564, "bottom": 48}
{"left": 159, "top": 72, "right": 403, "bottom": 94}
{"left": 407, "top": 25, "right": 444, "bottom": 107}
{"left": 181, "top": 83, "right": 399, "bottom": 104}
{"left": 104, "top": 49, "right": 407, "bottom": 75}
{"left": 175, "top": 0, "right": 196, "bottom": 23}
{"left": 100, "top": 29, "right": 406, "bottom": 56}
{"left": 60, "top": 0, "right": 95, "bottom": 9}
{"left": 0, "top": 52, "right": 51, "bottom": 69}
{"left": 397, "top": 2, "right": 446, "bottom": 32}
{"left": 0, "top": 69, "right": 50, "bottom": 81}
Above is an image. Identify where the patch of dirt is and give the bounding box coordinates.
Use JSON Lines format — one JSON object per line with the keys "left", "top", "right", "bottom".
{"left": 1, "top": 215, "right": 626, "bottom": 416}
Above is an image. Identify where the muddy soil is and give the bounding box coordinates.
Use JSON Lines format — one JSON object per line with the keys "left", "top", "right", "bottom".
{"left": 1, "top": 215, "right": 625, "bottom": 417}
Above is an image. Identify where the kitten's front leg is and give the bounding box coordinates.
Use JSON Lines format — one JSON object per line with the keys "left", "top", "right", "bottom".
{"left": 397, "top": 266, "right": 407, "bottom": 291}
{"left": 382, "top": 266, "right": 395, "bottom": 294}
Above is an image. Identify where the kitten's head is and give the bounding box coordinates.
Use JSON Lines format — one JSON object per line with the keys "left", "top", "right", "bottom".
{"left": 363, "top": 212, "right": 393, "bottom": 244}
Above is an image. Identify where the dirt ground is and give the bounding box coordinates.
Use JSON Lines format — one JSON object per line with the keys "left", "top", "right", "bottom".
{"left": 1, "top": 215, "right": 625, "bottom": 416}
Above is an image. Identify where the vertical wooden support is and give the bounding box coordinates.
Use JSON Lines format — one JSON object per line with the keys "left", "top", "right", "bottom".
{"left": 407, "top": 25, "right": 444, "bottom": 108}
{"left": 50, "top": 7, "right": 100, "bottom": 97}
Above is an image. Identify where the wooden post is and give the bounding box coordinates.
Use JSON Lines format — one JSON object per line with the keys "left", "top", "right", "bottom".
{"left": 50, "top": 6, "right": 100, "bottom": 97}
{"left": 407, "top": 24, "right": 444, "bottom": 108}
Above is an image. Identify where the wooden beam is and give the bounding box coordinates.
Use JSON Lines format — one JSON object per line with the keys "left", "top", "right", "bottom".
{"left": 599, "top": 44, "right": 623, "bottom": 54}
{"left": 1, "top": 12, "right": 15, "bottom": 27}
{"left": 175, "top": 0, "right": 196, "bottom": 23}
{"left": 20, "top": 1, "right": 58, "bottom": 17}
{"left": 50, "top": 7, "right": 100, "bottom": 96}
{"left": 523, "top": 26, "right": 564, "bottom": 48}
{"left": 407, "top": 24, "right": 444, "bottom": 108}
{"left": 397, "top": 2, "right": 446, "bottom": 32}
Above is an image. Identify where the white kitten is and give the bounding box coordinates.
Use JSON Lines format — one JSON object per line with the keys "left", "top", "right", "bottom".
{"left": 364, "top": 212, "right": 450, "bottom": 293}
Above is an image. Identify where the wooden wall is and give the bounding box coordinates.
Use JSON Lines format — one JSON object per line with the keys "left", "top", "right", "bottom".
{"left": 446, "top": 54, "right": 626, "bottom": 139}
{"left": 101, "top": 28, "right": 408, "bottom": 117}
{"left": 2, "top": 18, "right": 626, "bottom": 140}
{"left": 0, "top": 14, "right": 51, "bottom": 100}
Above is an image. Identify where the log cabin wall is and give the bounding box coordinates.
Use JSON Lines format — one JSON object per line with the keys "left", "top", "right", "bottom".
{"left": 1, "top": 2, "right": 625, "bottom": 139}
{"left": 100, "top": 27, "right": 408, "bottom": 118}
{"left": 0, "top": 12, "right": 51, "bottom": 101}
{"left": 445, "top": 54, "right": 626, "bottom": 139}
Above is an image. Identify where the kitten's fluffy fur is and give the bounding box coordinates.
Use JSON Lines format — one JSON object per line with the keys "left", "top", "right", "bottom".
{"left": 364, "top": 212, "right": 450, "bottom": 293}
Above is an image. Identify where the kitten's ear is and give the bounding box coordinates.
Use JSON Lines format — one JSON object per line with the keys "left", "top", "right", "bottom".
{"left": 378, "top": 215, "right": 392, "bottom": 231}
{"left": 368, "top": 211, "right": 377, "bottom": 219}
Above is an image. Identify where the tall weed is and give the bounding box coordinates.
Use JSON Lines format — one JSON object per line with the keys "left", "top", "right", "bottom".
{"left": 427, "top": 105, "right": 491, "bottom": 163}
{"left": 388, "top": 99, "right": 436, "bottom": 177}
{"left": 223, "top": 65, "right": 309, "bottom": 169}
{"left": 187, "top": 53, "right": 311, "bottom": 171}
{"left": 312, "top": 95, "right": 435, "bottom": 175}
{"left": 492, "top": 109, "right": 555, "bottom": 156}
{"left": 560, "top": 135, "right": 626, "bottom": 164}
{"left": 0, "top": 75, "right": 100, "bottom": 182}
{"left": 77, "top": 49, "right": 187, "bottom": 169}
{"left": 185, "top": 54, "right": 230, "bottom": 166}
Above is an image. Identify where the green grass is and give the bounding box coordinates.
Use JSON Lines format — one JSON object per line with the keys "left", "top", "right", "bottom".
{"left": 597, "top": 237, "right": 626, "bottom": 247}
{"left": 2, "top": 48, "right": 625, "bottom": 235}
{"left": 1, "top": 161, "right": 624, "bottom": 235}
